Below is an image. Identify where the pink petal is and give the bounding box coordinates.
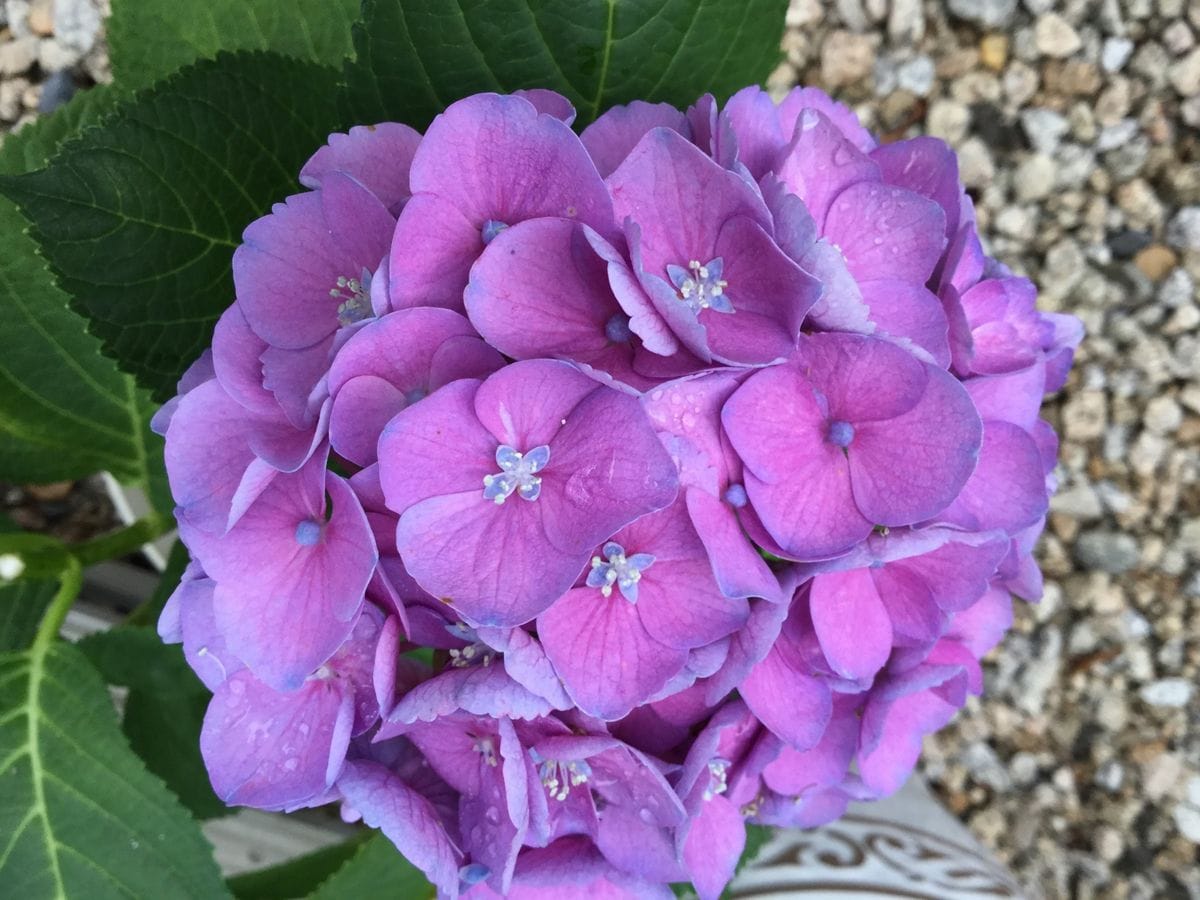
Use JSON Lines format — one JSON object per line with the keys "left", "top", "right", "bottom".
{"left": 809, "top": 568, "right": 893, "bottom": 680}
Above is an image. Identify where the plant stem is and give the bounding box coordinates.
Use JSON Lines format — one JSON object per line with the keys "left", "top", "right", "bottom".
{"left": 71, "top": 514, "right": 169, "bottom": 568}
{"left": 32, "top": 555, "right": 83, "bottom": 651}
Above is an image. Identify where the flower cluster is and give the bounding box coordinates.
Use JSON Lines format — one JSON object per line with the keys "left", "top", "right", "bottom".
{"left": 157, "top": 87, "right": 1081, "bottom": 899}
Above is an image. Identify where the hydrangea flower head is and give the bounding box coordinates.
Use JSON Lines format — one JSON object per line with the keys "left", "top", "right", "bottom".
{"left": 158, "top": 87, "right": 1080, "bottom": 898}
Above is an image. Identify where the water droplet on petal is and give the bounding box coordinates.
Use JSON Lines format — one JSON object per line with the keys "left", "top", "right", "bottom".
{"left": 283, "top": 757, "right": 299, "bottom": 772}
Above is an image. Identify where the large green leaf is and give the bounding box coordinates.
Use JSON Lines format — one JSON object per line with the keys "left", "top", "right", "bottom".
{"left": 0, "top": 580, "right": 56, "bottom": 652}
{"left": 0, "top": 87, "right": 163, "bottom": 486}
{"left": 109, "top": 0, "right": 360, "bottom": 91}
{"left": 307, "top": 833, "right": 434, "bottom": 900}
{"left": 78, "top": 627, "right": 227, "bottom": 820}
{"left": 0, "top": 639, "right": 230, "bottom": 898}
{"left": 343, "top": 0, "right": 789, "bottom": 129}
{"left": 0, "top": 52, "right": 343, "bottom": 398}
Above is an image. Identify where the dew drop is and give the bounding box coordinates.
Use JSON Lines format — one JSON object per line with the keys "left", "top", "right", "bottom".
{"left": 485, "top": 806, "right": 501, "bottom": 825}
{"left": 799, "top": 108, "right": 819, "bottom": 131}
{"left": 298, "top": 723, "right": 311, "bottom": 736}
{"left": 283, "top": 757, "right": 299, "bottom": 772}
{"left": 638, "top": 808, "right": 654, "bottom": 824}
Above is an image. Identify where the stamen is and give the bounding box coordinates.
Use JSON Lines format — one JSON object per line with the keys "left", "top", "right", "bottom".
{"left": 586, "top": 541, "right": 655, "bottom": 603}
{"left": 530, "top": 749, "right": 592, "bottom": 801}
{"left": 482, "top": 444, "right": 550, "bottom": 504}
{"left": 704, "top": 758, "right": 730, "bottom": 801}
{"left": 666, "top": 257, "right": 734, "bottom": 315}
{"left": 330, "top": 266, "right": 374, "bottom": 326}
{"left": 472, "top": 735, "right": 498, "bottom": 767}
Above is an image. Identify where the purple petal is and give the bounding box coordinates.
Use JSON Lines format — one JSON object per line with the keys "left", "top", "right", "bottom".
{"left": 809, "top": 568, "right": 892, "bottom": 680}
{"left": 777, "top": 88, "right": 876, "bottom": 154}
{"left": 581, "top": 101, "right": 690, "bottom": 178}
{"left": 201, "top": 670, "right": 353, "bottom": 809}
{"left": 860, "top": 279, "right": 951, "bottom": 367}
{"left": 175, "top": 576, "right": 244, "bottom": 691}
{"left": 720, "top": 86, "right": 787, "bottom": 180}
{"left": 871, "top": 136, "right": 962, "bottom": 238}
{"left": 385, "top": 664, "right": 553, "bottom": 726}
{"left": 300, "top": 123, "right": 423, "bottom": 214}
{"left": 396, "top": 491, "right": 581, "bottom": 627}
{"left": 204, "top": 463, "right": 376, "bottom": 690}
{"left": 934, "top": 420, "right": 1048, "bottom": 533}
{"left": 685, "top": 489, "right": 781, "bottom": 601}
{"left": 211, "top": 303, "right": 281, "bottom": 419}
{"left": 608, "top": 127, "right": 770, "bottom": 282}
{"left": 776, "top": 107, "right": 880, "bottom": 227}
{"left": 514, "top": 89, "right": 577, "bottom": 125}
{"left": 236, "top": 174, "right": 394, "bottom": 349}
{"left": 378, "top": 378, "right": 495, "bottom": 512}
{"left": 337, "top": 760, "right": 463, "bottom": 897}
{"left": 823, "top": 181, "right": 946, "bottom": 284}
{"left": 539, "top": 587, "right": 688, "bottom": 720}
{"left": 849, "top": 362, "right": 984, "bottom": 525}
{"left": 682, "top": 795, "right": 745, "bottom": 900}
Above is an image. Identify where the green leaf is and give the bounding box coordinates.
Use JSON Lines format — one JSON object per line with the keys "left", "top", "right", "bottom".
{"left": 342, "top": 0, "right": 789, "bottom": 129}
{"left": 307, "top": 834, "right": 434, "bottom": 900}
{"left": 0, "top": 86, "right": 162, "bottom": 486}
{"left": 109, "top": 0, "right": 360, "bottom": 91}
{"left": 0, "top": 579, "right": 57, "bottom": 652}
{"left": 77, "top": 627, "right": 226, "bottom": 819}
{"left": 0, "top": 51, "right": 343, "bottom": 399}
{"left": 0, "top": 639, "right": 231, "bottom": 898}
{"left": 227, "top": 834, "right": 370, "bottom": 900}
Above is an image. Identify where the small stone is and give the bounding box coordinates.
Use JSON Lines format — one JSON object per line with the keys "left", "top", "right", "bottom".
{"left": 947, "top": 0, "right": 1017, "bottom": 28}
{"left": 1035, "top": 13, "right": 1083, "bottom": 58}
{"left": 1102, "top": 37, "right": 1135, "bottom": 72}
{"left": 27, "top": 0, "right": 50, "bottom": 35}
{"left": 1062, "top": 390, "right": 1106, "bottom": 441}
{"left": 1164, "top": 21, "right": 1195, "bottom": 54}
{"left": 1134, "top": 245, "right": 1179, "bottom": 282}
{"left": 1172, "top": 48, "right": 1200, "bottom": 96}
{"left": 1020, "top": 107, "right": 1070, "bottom": 154}
{"left": 980, "top": 33, "right": 1009, "bottom": 70}
{"left": 38, "top": 37, "right": 83, "bottom": 72}
{"left": 1096, "top": 826, "right": 1124, "bottom": 862}
{"left": 1144, "top": 396, "right": 1183, "bottom": 434}
{"left": 962, "top": 741, "right": 1013, "bottom": 792}
{"left": 1074, "top": 531, "right": 1139, "bottom": 574}
{"left": 0, "top": 34, "right": 37, "bottom": 75}
{"left": 1175, "top": 804, "right": 1200, "bottom": 843}
{"left": 895, "top": 55, "right": 935, "bottom": 96}
{"left": 1014, "top": 153, "right": 1057, "bottom": 201}
{"left": 1050, "top": 482, "right": 1103, "bottom": 519}
{"left": 887, "top": 0, "right": 925, "bottom": 44}
{"left": 0, "top": 77, "right": 27, "bottom": 121}
{"left": 926, "top": 99, "right": 971, "bottom": 143}
{"left": 1094, "top": 759, "right": 1125, "bottom": 792}
{"left": 1166, "top": 207, "right": 1200, "bottom": 251}
{"left": 1139, "top": 678, "right": 1194, "bottom": 708}
{"left": 821, "top": 31, "right": 875, "bottom": 88}
{"left": 1108, "top": 229, "right": 1152, "bottom": 259}
{"left": 957, "top": 136, "right": 995, "bottom": 188}
{"left": 52, "top": 0, "right": 101, "bottom": 54}
{"left": 1142, "top": 752, "right": 1183, "bottom": 801}
{"left": 1096, "top": 118, "right": 1140, "bottom": 152}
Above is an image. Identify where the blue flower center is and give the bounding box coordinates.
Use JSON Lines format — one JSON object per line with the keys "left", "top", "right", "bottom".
{"left": 723, "top": 483, "right": 748, "bottom": 508}
{"left": 605, "top": 312, "right": 633, "bottom": 343}
{"left": 586, "top": 541, "right": 656, "bottom": 603}
{"left": 828, "top": 419, "right": 855, "bottom": 448}
{"left": 482, "top": 444, "right": 550, "bottom": 504}
{"left": 481, "top": 219, "right": 509, "bottom": 244}
{"left": 294, "top": 519, "right": 323, "bottom": 546}
{"left": 666, "top": 257, "right": 734, "bottom": 315}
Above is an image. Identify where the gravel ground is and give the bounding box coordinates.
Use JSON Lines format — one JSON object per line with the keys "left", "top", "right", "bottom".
{"left": 3, "top": 1, "right": 1199, "bottom": 898}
